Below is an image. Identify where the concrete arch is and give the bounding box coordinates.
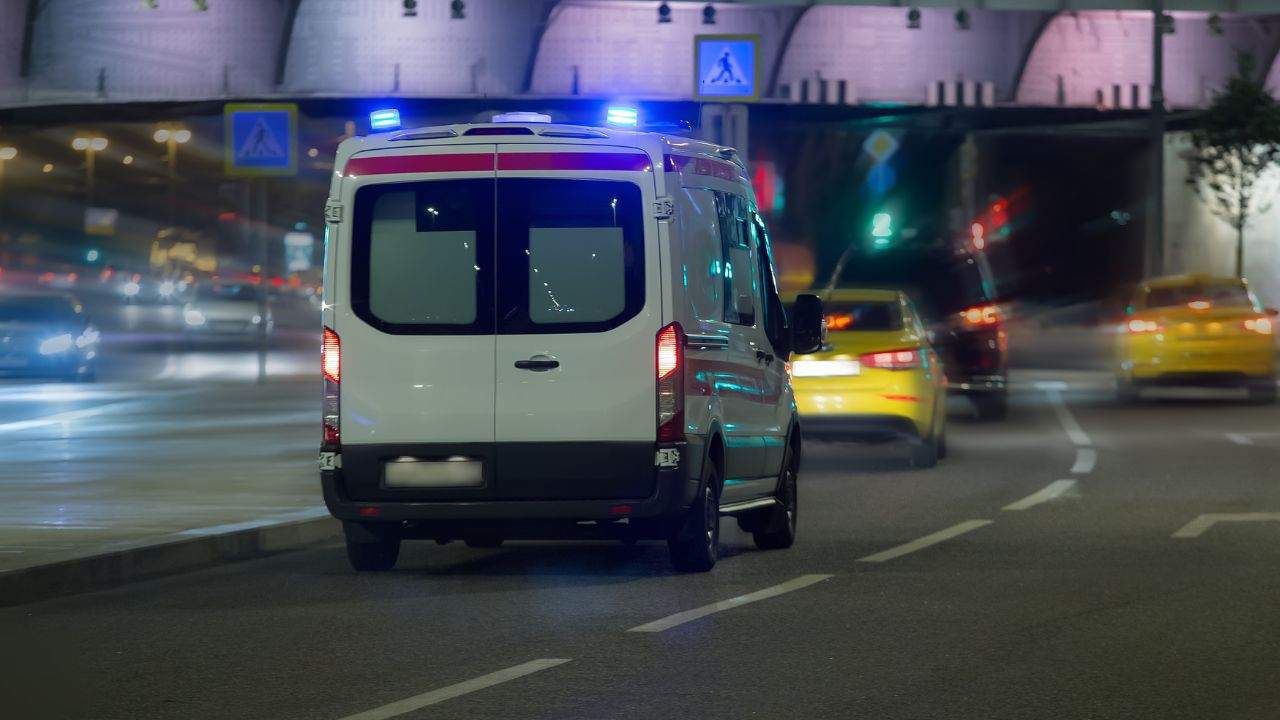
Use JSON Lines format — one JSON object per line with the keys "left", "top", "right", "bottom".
{"left": 528, "top": 0, "right": 791, "bottom": 98}
{"left": 774, "top": 6, "right": 1047, "bottom": 105}
{"left": 0, "top": 0, "right": 26, "bottom": 102}
{"left": 1017, "top": 11, "right": 1275, "bottom": 109}
{"left": 281, "top": 0, "right": 543, "bottom": 97}
{"left": 19, "top": 0, "right": 285, "bottom": 104}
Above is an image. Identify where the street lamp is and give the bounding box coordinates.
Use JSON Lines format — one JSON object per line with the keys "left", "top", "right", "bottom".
{"left": 154, "top": 125, "right": 191, "bottom": 228}
{"left": 71, "top": 135, "right": 108, "bottom": 204}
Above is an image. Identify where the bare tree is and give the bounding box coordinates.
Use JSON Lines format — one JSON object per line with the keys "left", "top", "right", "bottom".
{"left": 1186, "top": 52, "right": 1280, "bottom": 278}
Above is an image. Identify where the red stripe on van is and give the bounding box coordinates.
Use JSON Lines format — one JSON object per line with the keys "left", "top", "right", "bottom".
{"left": 343, "top": 153, "right": 493, "bottom": 176}
{"left": 498, "top": 152, "right": 653, "bottom": 172}
{"left": 663, "top": 154, "right": 741, "bottom": 182}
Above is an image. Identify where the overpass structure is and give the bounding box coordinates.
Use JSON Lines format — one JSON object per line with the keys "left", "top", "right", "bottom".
{"left": 0, "top": 0, "right": 1278, "bottom": 111}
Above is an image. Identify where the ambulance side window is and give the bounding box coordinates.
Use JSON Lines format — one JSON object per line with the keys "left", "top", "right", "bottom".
{"left": 716, "top": 192, "right": 755, "bottom": 326}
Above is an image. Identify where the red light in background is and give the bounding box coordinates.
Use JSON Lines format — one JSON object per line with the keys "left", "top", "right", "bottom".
{"left": 358, "top": 507, "right": 380, "bottom": 518}
{"left": 270, "top": 276, "right": 284, "bottom": 288}
{"left": 824, "top": 313, "right": 854, "bottom": 331}
{"left": 217, "top": 211, "right": 237, "bottom": 222}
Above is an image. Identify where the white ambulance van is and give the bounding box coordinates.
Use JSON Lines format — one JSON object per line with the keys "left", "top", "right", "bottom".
{"left": 319, "top": 111, "right": 824, "bottom": 572}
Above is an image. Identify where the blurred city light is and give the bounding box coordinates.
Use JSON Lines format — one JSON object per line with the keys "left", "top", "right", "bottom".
{"left": 871, "top": 212, "right": 893, "bottom": 239}
{"left": 85, "top": 249, "right": 100, "bottom": 262}
{"left": 173, "top": 129, "right": 192, "bottom": 144}
{"left": 122, "top": 155, "right": 134, "bottom": 165}
{"left": 42, "top": 163, "right": 53, "bottom": 173}
{"left": 0, "top": 146, "right": 16, "bottom": 161}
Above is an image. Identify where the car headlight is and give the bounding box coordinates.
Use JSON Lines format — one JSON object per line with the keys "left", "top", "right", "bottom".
{"left": 75, "top": 328, "right": 100, "bottom": 348}
{"left": 38, "top": 333, "right": 74, "bottom": 355}
{"left": 184, "top": 308, "right": 206, "bottom": 327}
{"left": 120, "top": 281, "right": 140, "bottom": 297}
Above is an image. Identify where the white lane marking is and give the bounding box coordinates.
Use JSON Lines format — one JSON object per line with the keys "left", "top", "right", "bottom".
{"left": 1003, "top": 480, "right": 1077, "bottom": 511}
{"left": 335, "top": 659, "right": 570, "bottom": 720}
{"left": 1035, "top": 381, "right": 1091, "bottom": 446}
{"left": 1226, "top": 433, "right": 1253, "bottom": 446}
{"left": 0, "top": 387, "right": 204, "bottom": 435}
{"left": 177, "top": 507, "right": 330, "bottom": 536}
{"left": 0, "top": 401, "right": 135, "bottom": 433}
{"left": 1172, "top": 512, "right": 1280, "bottom": 538}
{"left": 857, "top": 520, "right": 993, "bottom": 563}
{"left": 1071, "top": 447, "right": 1097, "bottom": 474}
{"left": 627, "top": 574, "right": 833, "bottom": 633}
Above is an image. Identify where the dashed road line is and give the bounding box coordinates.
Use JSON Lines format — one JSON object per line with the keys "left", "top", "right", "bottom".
{"left": 1003, "top": 480, "right": 1077, "bottom": 511}
{"left": 1034, "top": 381, "right": 1091, "bottom": 447}
{"left": 857, "top": 520, "right": 993, "bottom": 563}
{"left": 335, "top": 659, "right": 571, "bottom": 720}
{"left": 1070, "top": 447, "right": 1097, "bottom": 474}
{"left": 627, "top": 574, "right": 833, "bottom": 632}
{"left": 1226, "top": 433, "right": 1253, "bottom": 446}
{"left": 1172, "top": 512, "right": 1280, "bottom": 538}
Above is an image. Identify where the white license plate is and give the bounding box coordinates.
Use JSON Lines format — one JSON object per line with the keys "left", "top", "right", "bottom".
{"left": 384, "top": 457, "right": 484, "bottom": 488}
{"left": 791, "top": 359, "right": 860, "bottom": 377}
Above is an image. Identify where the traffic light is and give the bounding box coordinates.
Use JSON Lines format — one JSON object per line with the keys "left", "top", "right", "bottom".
{"left": 870, "top": 212, "right": 893, "bottom": 250}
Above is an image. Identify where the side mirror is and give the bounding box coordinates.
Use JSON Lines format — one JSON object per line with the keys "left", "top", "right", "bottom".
{"left": 736, "top": 292, "right": 755, "bottom": 326}
{"left": 790, "top": 293, "right": 824, "bottom": 355}
{"left": 1267, "top": 308, "right": 1279, "bottom": 318}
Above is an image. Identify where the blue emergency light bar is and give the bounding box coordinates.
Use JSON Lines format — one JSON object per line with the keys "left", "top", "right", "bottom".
{"left": 369, "top": 108, "right": 402, "bottom": 131}
{"left": 605, "top": 106, "right": 639, "bottom": 127}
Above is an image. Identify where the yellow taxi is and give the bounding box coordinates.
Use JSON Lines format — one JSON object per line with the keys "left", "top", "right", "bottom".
{"left": 1117, "top": 274, "right": 1277, "bottom": 403}
{"left": 789, "top": 288, "right": 947, "bottom": 467}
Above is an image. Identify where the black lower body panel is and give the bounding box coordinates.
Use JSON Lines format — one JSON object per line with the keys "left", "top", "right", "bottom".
{"left": 323, "top": 440, "right": 698, "bottom": 533}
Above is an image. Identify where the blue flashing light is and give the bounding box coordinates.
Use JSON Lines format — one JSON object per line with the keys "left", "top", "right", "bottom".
{"left": 605, "top": 106, "right": 639, "bottom": 127}
{"left": 369, "top": 108, "right": 401, "bottom": 131}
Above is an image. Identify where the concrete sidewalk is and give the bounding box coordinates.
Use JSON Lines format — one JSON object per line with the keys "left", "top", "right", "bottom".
{"left": 0, "top": 377, "right": 334, "bottom": 603}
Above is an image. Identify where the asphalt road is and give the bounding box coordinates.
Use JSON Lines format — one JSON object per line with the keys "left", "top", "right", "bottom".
{"left": 3, "top": 371, "right": 1279, "bottom": 719}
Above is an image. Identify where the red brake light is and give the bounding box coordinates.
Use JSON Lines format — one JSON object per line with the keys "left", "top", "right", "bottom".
{"left": 824, "top": 313, "right": 854, "bottom": 331}
{"left": 1126, "top": 319, "right": 1161, "bottom": 334}
{"left": 960, "top": 304, "right": 1001, "bottom": 328}
{"left": 656, "top": 322, "right": 686, "bottom": 443}
{"left": 860, "top": 347, "right": 921, "bottom": 370}
{"left": 322, "top": 327, "right": 341, "bottom": 383}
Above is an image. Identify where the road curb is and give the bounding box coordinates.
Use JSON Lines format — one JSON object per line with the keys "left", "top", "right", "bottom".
{"left": 0, "top": 515, "right": 340, "bottom": 607}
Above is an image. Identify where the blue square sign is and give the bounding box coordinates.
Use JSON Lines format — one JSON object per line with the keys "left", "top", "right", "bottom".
{"left": 224, "top": 103, "right": 297, "bottom": 177}
{"left": 695, "top": 34, "right": 760, "bottom": 102}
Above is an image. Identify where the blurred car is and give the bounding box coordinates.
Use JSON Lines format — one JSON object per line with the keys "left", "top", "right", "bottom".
{"left": 0, "top": 293, "right": 99, "bottom": 381}
{"left": 790, "top": 288, "right": 947, "bottom": 467}
{"left": 828, "top": 244, "right": 1007, "bottom": 420}
{"left": 183, "top": 282, "right": 271, "bottom": 337}
{"left": 1117, "top": 274, "right": 1277, "bottom": 403}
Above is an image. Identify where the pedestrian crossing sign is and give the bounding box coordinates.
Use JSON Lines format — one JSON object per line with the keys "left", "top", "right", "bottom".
{"left": 224, "top": 103, "right": 297, "bottom": 177}
{"left": 695, "top": 34, "right": 760, "bottom": 102}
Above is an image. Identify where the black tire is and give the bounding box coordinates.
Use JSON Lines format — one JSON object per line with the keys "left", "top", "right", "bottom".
{"left": 1247, "top": 378, "right": 1278, "bottom": 404}
{"left": 344, "top": 524, "right": 401, "bottom": 572}
{"left": 753, "top": 444, "right": 798, "bottom": 551}
{"left": 464, "top": 536, "right": 504, "bottom": 549}
{"left": 910, "top": 435, "right": 939, "bottom": 469}
{"left": 668, "top": 463, "right": 720, "bottom": 572}
{"left": 1116, "top": 378, "right": 1140, "bottom": 404}
{"left": 972, "top": 392, "right": 1008, "bottom": 421}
